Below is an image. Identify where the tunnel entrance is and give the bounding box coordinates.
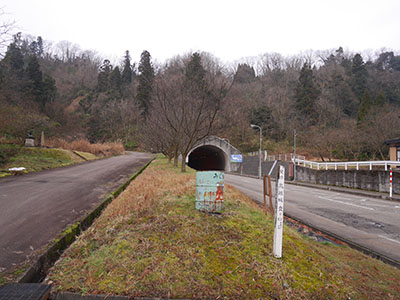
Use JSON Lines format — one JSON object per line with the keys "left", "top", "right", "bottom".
{"left": 187, "top": 145, "right": 227, "bottom": 171}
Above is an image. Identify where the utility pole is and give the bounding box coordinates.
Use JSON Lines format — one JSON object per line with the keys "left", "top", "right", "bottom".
{"left": 251, "top": 124, "right": 262, "bottom": 178}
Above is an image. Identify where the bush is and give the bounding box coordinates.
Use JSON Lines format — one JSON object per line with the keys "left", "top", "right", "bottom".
{"left": 124, "top": 140, "right": 139, "bottom": 151}
{"left": 0, "top": 144, "right": 22, "bottom": 166}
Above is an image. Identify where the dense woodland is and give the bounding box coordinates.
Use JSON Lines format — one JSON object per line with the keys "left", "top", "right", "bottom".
{"left": 1, "top": 32, "right": 400, "bottom": 165}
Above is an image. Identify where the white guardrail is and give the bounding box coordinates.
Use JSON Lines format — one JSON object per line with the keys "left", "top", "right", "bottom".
{"left": 294, "top": 159, "right": 400, "bottom": 171}
{"left": 247, "top": 152, "right": 306, "bottom": 162}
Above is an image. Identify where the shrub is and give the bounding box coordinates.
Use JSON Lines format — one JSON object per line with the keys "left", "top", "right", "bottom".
{"left": 0, "top": 144, "right": 22, "bottom": 166}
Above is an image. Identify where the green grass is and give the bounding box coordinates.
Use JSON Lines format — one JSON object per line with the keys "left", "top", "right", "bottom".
{"left": 0, "top": 146, "right": 98, "bottom": 177}
{"left": 45, "top": 158, "right": 400, "bottom": 299}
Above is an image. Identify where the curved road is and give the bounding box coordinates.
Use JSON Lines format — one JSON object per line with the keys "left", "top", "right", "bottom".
{"left": 0, "top": 151, "right": 153, "bottom": 272}
{"left": 225, "top": 174, "right": 400, "bottom": 265}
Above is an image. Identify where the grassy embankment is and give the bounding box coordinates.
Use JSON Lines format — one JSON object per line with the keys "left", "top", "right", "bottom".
{"left": 0, "top": 139, "right": 124, "bottom": 177}
{"left": 45, "top": 157, "right": 400, "bottom": 299}
{"left": 0, "top": 145, "right": 95, "bottom": 177}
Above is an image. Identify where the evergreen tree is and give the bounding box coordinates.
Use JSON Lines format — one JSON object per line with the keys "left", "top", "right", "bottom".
{"left": 121, "top": 50, "right": 133, "bottom": 85}
{"left": 3, "top": 42, "right": 24, "bottom": 79}
{"left": 249, "top": 106, "right": 277, "bottom": 139}
{"left": 37, "top": 36, "right": 44, "bottom": 57}
{"left": 109, "top": 66, "right": 122, "bottom": 96}
{"left": 374, "top": 92, "right": 386, "bottom": 106}
{"left": 137, "top": 50, "right": 154, "bottom": 117}
{"left": 26, "top": 55, "right": 43, "bottom": 106}
{"left": 185, "top": 52, "right": 206, "bottom": 91}
{"left": 42, "top": 74, "right": 57, "bottom": 104}
{"left": 97, "top": 59, "right": 112, "bottom": 92}
{"left": 234, "top": 63, "right": 256, "bottom": 83}
{"left": 110, "top": 66, "right": 121, "bottom": 89}
{"left": 351, "top": 53, "right": 368, "bottom": 101}
{"left": 295, "top": 63, "right": 320, "bottom": 125}
{"left": 329, "top": 71, "right": 357, "bottom": 117}
{"left": 357, "top": 90, "right": 373, "bottom": 124}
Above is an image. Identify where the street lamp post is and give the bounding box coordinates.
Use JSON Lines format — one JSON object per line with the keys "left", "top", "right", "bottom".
{"left": 251, "top": 124, "right": 262, "bottom": 178}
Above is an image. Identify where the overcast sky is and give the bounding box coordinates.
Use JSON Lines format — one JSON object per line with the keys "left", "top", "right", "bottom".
{"left": 2, "top": 0, "right": 400, "bottom": 63}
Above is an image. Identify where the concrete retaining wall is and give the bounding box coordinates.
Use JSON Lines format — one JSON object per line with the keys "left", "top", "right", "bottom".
{"left": 237, "top": 156, "right": 290, "bottom": 180}
{"left": 296, "top": 166, "right": 399, "bottom": 193}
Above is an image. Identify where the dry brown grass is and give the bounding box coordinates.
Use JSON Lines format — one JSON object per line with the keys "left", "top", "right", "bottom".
{"left": 46, "top": 138, "right": 124, "bottom": 157}
{"left": 46, "top": 158, "right": 400, "bottom": 299}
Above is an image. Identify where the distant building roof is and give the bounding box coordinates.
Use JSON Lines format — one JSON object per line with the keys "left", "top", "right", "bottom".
{"left": 384, "top": 138, "right": 400, "bottom": 145}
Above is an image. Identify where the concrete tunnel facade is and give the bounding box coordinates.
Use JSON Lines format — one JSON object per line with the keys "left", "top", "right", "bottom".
{"left": 187, "top": 145, "right": 228, "bottom": 171}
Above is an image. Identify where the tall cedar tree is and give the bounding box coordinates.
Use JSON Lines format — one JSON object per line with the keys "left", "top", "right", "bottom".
{"left": 137, "top": 50, "right": 154, "bottom": 117}
{"left": 234, "top": 63, "right": 256, "bottom": 83}
{"left": 97, "top": 59, "right": 112, "bottom": 92}
{"left": 109, "top": 66, "right": 122, "bottom": 94}
{"left": 4, "top": 42, "right": 24, "bottom": 79}
{"left": 26, "top": 55, "right": 43, "bottom": 106}
{"left": 185, "top": 52, "right": 206, "bottom": 91}
{"left": 121, "top": 50, "right": 132, "bottom": 85}
{"left": 357, "top": 90, "right": 373, "bottom": 124}
{"left": 295, "top": 63, "right": 320, "bottom": 125}
{"left": 351, "top": 53, "right": 368, "bottom": 101}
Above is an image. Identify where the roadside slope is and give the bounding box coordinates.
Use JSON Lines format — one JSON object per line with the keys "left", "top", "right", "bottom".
{"left": 46, "top": 158, "right": 400, "bottom": 300}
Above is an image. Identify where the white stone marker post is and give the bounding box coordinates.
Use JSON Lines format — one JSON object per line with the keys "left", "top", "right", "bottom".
{"left": 273, "top": 165, "right": 285, "bottom": 258}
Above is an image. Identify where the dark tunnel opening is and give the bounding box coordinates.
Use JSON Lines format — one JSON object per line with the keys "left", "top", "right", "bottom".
{"left": 187, "top": 145, "right": 227, "bottom": 171}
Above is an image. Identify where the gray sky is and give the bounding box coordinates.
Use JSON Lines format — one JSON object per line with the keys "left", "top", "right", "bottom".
{"left": 2, "top": 0, "right": 400, "bottom": 63}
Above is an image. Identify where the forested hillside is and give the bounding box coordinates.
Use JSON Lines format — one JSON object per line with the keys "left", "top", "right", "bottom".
{"left": 1, "top": 33, "right": 400, "bottom": 163}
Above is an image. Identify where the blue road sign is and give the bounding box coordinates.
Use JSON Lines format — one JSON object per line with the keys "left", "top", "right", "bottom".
{"left": 230, "top": 154, "right": 243, "bottom": 163}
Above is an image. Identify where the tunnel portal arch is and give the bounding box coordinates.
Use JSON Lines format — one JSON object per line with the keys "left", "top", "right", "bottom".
{"left": 187, "top": 145, "right": 228, "bottom": 171}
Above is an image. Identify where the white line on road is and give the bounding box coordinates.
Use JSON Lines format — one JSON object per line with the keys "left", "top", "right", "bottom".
{"left": 318, "top": 196, "right": 374, "bottom": 211}
{"left": 379, "top": 235, "right": 400, "bottom": 245}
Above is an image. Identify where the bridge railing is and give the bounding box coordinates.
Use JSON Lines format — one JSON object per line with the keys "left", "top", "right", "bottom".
{"left": 294, "top": 158, "right": 400, "bottom": 171}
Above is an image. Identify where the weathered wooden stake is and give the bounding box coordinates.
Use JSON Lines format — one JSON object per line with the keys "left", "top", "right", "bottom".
{"left": 268, "top": 175, "right": 274, "bottom": 216}
{"left": 263, "top": 175, "right": 267, "bottom": 210}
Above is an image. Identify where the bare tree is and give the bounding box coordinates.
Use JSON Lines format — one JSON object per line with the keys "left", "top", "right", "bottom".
{"left": 0, "top": 7, "right": 16, "bottom": 56}
{"left": 146, "top": 52, "right": 233, "bottom": 171}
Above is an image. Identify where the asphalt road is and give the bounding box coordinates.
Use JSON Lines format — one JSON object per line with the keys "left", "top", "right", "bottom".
{"left": 0, "top": 151, "right": 153, "bottom": 272}
{"left": 225, "top": 174, "right": 400, "bottom": 265}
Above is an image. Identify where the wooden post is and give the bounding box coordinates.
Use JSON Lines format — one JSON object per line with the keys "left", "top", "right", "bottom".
{"left": 263, "top": 175, "right": 267, "bottom": 210}
{"left": 268, "top": 175, "right": 274, "bottom": 216}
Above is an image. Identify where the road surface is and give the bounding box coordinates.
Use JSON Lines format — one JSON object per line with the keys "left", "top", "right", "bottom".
{"left": 0, "top": 152, "right": 153, "bottom": 271}
{"left": 225, "top": 173, "right": 400, "bottom": 265}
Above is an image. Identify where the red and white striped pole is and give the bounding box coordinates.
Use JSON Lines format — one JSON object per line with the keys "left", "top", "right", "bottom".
{"left": 390, "top": 168, "right": 393, "bottom": 198}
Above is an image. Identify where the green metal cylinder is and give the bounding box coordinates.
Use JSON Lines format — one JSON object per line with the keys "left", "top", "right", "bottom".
{"left": 195, "top": 171, "right": 224, "bottom": 213}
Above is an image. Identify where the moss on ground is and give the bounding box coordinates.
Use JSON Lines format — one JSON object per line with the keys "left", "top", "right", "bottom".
{"left": 46, "top": 158, "right": 400, "bottom": 299}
